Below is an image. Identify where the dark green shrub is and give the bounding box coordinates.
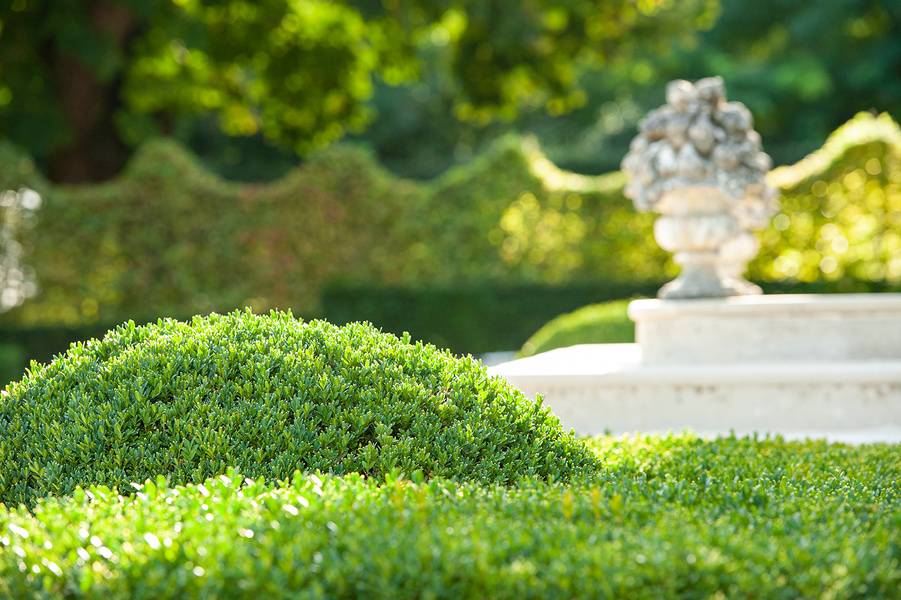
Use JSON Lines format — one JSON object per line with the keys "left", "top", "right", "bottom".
{"left": 2, "top": 434, "right": 899, "bottom": 598}
{"left": 321, "top": 281, "right": 663, "bottom": 355}
{"left": 0, "top": 344, "right": 25, "bottom": 389}
{"left": 0, "top": 310, "right": 599, "bottom": 509}
{"left": 0, "top": 323, "right": 118, "bottom": 390}
{"left": 518, "top": 299, "right": 637, "bottom": 357}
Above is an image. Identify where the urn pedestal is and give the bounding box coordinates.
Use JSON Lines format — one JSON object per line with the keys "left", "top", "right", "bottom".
{"left": 719, "top": 231, "right": 764, "bottom": 295}
{"left": 651, "top": 188, "right": 741, "bottom": 299}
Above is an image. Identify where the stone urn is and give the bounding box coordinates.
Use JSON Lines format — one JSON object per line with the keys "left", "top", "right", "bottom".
{"left": 621, "top": 77, "right": 777, "bottom": 299}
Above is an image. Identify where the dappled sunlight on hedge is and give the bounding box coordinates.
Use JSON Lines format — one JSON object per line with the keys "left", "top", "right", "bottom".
{"left": 0, "top": 133, "right": 668, "bottom": 330}
{"left": 0, "top": 111, "right": 898, "bottom": 332}
{"left": 754, "top": 112, "right": 901, "bottom": 284}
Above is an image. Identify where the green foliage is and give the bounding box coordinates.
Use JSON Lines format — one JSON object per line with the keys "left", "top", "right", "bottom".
{"left": 124, "top": 0, "right": 381, "bottom": 153}
{"left": 683, "top": 0, "right": 901, "bottom": 167}
{"left": 0, "top": 323, "right": 134, "bottom": 392}
{"left": 422, "top": 135, "right": 671, "bottom": 285}
{"left": 496, "top": 0, "right": 901, "bottom": 175}
{"left": 0, "top": 344, "right": 25, "bottom": 387}
{"left": 752, "top": 112, "right": 901, "bottom": 285}
{"left": 2, "top": 434, "right": 899, "bottom": 597}
{"left": 0, "top": 0, "right": 383, "bottom": 162}
{"left": 0, "top": 137, "right": 425, "bottom": 328}
{"left": 0, "top": 309, "right": 599, "bottom": 509}
{"left": 0, "top": 0, "right": 716, "bottom": 182}
{"left": 414, "top": 0, "right": 718, "bottom": 121}
{"left": 1, "top": 112, "right": 899, "bottom": 360}
{"left": 322, "top": 281, "right": 662, "bottom": 356}
{"left": 0, "top": 141, "right": 47, "bottom": 197}
{"left": 369, "top": 0, "right": 901, "bottom": 180}
{"left": 518, "top": 299, "right": 635, "bottom": 358}
{"left": 0, "top": 133, "right": 670, "bottom": 332}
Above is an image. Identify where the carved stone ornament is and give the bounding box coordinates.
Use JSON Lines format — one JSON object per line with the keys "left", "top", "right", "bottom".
{"left": 621, "top": 77, "right": 778, "bottom": 299}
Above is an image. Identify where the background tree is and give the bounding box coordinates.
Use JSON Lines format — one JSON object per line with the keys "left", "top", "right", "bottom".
{"left": 356, "top": 0, "right": 901, "bottom": 179}
{"left": 514, "top": 0, "right": 901, "bottom": 173}
{"left": 0, "top": 0, "right": 716, "bottom": 183}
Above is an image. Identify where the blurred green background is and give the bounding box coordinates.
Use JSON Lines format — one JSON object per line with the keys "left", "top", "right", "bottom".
{"left": 0, "top": 0, "right": 899, "bottom": 384}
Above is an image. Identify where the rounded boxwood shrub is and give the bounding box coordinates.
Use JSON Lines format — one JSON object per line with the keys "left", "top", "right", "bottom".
{"left": 0, "top": 310, "right": 600, "bottom": 508}
{"left": 519, "top": 299, "right": 636, "bottom": 358}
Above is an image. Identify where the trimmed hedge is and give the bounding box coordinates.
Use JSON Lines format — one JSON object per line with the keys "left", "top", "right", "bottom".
{"left": 0, "top": 134, "right": 670, "bottom": 333}
{"left": 0, "top": 310, "right": 599, "bottom": 510}
{"left": 752, "top": 111, "right": 901, "bottom": 284}
{"left": 0, "top": 139, "right": 426, "bottom": 329}
{"left": 2, "top": 434, "right": 899, "bottom": 598}
{"left": 0, "top": 112, "right": 899, "bottom": 367}
{"left": 418, "top": 137, "right": 671, "bottom": 286}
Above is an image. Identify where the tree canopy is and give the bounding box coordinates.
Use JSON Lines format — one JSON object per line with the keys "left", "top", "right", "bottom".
{"left": 525, "top": 0, "right": 901, "bottom": 173}
{"left": 0, "top": 0, "right": 716, "bottom": 182}
{"left": 353, "top": 0, "right": 901, "bottom": 179}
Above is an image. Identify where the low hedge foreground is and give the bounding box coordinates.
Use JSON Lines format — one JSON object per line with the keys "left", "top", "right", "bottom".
{"left": 0, "top": 310, "right": 598, "bottom": 510}
{"left": 2, "top": 434, "right": 900, "bottom": 598}
{"left": 2, "top": 312, "right": 900, "bottom": 598}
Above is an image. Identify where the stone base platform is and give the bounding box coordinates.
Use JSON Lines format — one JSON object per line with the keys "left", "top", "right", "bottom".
{"left": 488, "top": 294, "right": 901, "bottom": 444}
{"left": 630, "top": 293, "right": 901, "bottom": 366}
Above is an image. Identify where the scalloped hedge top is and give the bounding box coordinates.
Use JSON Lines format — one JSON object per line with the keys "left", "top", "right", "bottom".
{"left": 0, "top": 310, "right": 600, "bottom": 508}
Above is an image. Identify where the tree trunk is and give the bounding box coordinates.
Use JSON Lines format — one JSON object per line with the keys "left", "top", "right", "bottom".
{"left": 46, "top": 1, "right": 136, "bottom": 184}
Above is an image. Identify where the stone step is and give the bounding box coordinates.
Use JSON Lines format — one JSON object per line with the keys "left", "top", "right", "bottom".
{"left": 631, "top": 293, "right": 901, "bottom": 365}
{"left": 489, "top": 344, "right": 901, "bottom": 442}
{"left": 489, "top": 293, "right": 901, "bottom": 444}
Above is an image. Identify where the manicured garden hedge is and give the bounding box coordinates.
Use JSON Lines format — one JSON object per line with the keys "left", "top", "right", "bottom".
{"left": 2, "top": 434, "right": 899, "bottom": 598}
{"left": 752, "top": 111, "right": 901, "bottom": 284}
{"left": 0, "top": 111, "right": 899, "bottom": 369}
{"left": 0, "top": 138, "right": 425, "bottom": 329}
{"left": 1, "top": 313, "right": 899, "bottom": 596}
{"left": 0, "top": 134, "right": 669, "bottom": 334}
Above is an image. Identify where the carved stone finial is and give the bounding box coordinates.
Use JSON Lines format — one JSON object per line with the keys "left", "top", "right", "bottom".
{"left": 621, "top": 77, "right": 778, "bottom": 299}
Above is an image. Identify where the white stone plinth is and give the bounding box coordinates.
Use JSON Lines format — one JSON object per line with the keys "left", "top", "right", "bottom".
{"left": 489, "top": 294, "right": 901, "bottom": 443}
{"left": 630, "top": 293, "right": 901, "bottom": 365}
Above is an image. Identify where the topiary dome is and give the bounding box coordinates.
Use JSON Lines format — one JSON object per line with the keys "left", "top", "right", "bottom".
{"left": 0, "top": 310, "right": 599, "bottom": 508}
